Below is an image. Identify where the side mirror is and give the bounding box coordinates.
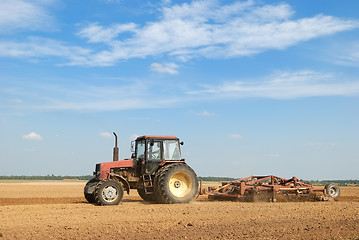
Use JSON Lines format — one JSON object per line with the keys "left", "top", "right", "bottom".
{"left": 131, "top": 153, "right": 136, "bottom": 159}
{"left": 131, "top": 141, "right": 135, "bottom": 152}
{"left": 180, "top": 141, "right": 184, "bottom": 145}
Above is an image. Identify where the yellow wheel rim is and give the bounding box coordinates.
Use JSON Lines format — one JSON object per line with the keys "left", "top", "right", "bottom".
{"left": 169, "top": 172, "right": 192, "bottom": 198}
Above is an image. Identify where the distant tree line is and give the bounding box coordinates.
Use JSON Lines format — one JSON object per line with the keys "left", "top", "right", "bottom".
{"left": 0, "top": 175, "right": 93, "bottom": 180}
{"left": 198, "top": 176, "right": 237, "bottom": 181}
{"left": 0, "top": 175, "right": 357, "bottom": 185}
{"left": 304, "top": 179, "right": 359, "bottom": 186}
{"left": 1, "top": 175, "right": 237, "bottom": 181}
{"left": 0, "top": 175, "right": 235, "bottom": 181}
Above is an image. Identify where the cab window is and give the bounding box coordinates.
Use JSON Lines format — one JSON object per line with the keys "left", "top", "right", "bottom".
{"left": 147, "top": 141, "right": 161, "bottom": 160}
{"left": 164, "top": 140, "right": 181, "bottom": 160}
{"left": 136, "top": 140, "right": 145, "bottom": 159}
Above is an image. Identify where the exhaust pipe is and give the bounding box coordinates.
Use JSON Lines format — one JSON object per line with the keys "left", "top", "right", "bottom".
{"left": 113, "top": 132, "right": 119, "bottom": 161}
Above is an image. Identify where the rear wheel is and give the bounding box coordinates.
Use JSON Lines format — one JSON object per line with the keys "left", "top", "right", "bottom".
{"left": 95, "top": 179, "right": 124, "bottom": 205}
{"left": 154, "top": 163, "right": 198, "bottom": 204}
{"left": 325, "top": 183, "right": 340, "bottom": 199}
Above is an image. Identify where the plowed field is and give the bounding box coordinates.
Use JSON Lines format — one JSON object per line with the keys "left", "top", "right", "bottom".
{"left": 0, "top": 181, "right": 358, "bottom": 239}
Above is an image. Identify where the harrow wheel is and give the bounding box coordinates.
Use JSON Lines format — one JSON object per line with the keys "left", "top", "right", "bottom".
{"left": 154, "top": 163, "right": 198, "bottom": 204}
{"left": 325, "top": 183, "right": 340, "bottom": 199}
{"left": 95, "top": 179, "right": 124, "bottom": 205}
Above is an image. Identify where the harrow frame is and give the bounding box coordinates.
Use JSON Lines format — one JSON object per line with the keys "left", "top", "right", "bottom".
{"left": 204, "top": 175, "right": 339, "bottom": 202}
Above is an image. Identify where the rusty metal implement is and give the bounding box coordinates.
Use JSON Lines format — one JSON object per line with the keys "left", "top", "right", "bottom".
{"left": 203, "top": 175, "right": 340, "bottom": 202}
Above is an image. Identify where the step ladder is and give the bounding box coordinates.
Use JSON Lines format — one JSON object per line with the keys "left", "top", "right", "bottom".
{"left": 142, "top": 174, "right": 153, "bottom": 194}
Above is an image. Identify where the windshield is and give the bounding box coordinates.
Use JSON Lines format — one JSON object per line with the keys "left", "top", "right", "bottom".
{"left": 164, "top": 140, "right": 181, "bottom": 160}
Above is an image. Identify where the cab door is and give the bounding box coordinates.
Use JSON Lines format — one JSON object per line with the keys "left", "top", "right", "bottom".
{"left": 146, "top": 140, "right": 162, "bottom": 173}
{"left": 135, "top": 139, "right": 146, "bottom": 176}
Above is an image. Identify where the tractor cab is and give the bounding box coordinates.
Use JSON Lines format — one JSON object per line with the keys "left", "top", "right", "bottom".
{"left": 132, "top": 136, "right": 183, "bottom": 175}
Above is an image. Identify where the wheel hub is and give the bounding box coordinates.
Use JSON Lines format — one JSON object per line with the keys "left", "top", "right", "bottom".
{"left": 174, "top": 181, "right": 181, "bottom": 188}
{"left": 169, "top": 172, "right": 192, "bottom": 198}
{"left": 330, "top": 188, "right": 335, "bottom": 195}
{"left": 102, "top": 186, "right": 117, "bottom": 202}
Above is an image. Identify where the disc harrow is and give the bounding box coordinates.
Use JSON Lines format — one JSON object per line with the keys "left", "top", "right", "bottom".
{"left": 204, "top": 175, "right": 340, "bottom": 202}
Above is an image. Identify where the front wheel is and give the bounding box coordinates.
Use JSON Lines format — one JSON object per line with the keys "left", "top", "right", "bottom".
{"left": 84, "top": 178, "right": 98, "bottom": 203}
{"left": 85, "top": 192, "right": 96, "bottom": 203}
{"left": 154, "top": 163, "right": 198, "bottom": 204}
{"left": 95, "top": 179, "right": 124, "bottom": 205}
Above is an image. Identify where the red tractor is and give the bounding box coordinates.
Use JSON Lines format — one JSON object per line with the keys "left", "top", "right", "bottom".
{"left": 84, "top": 133, "right": 198, "bottom": 205}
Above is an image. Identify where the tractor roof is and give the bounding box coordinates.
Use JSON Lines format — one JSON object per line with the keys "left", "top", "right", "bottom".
{"left": 136, "top": 135, "right": 178, "bottom": 140}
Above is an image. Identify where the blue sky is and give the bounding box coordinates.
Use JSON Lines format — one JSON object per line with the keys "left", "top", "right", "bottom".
{"left": 1, "top": 0, "right": 358, "bottom": 180}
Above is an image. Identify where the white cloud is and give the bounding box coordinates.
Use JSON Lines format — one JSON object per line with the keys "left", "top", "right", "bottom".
{"left": 4, "top": 69, "right": 359, "bottom": 112}
{"left": 161, "top": 0, "right": 172, "bottom": 5}
{"left": 68, "top": 1, "right": 358, "bottom": 66}
{"left": 196, "top": 110, "right": 215, "bottom": 116}
{"left": 2, "top": 79, "right": 182, "bottom": 111}
{"left": 129, "top": 134, "right": 139, "bottom": 141}
{"left": 188, "top": 70, "right": 359, "bottom": 99}
{"left": 99, "top": 132, "right": 112, "bottom": 138}
{"left": 229, "top": 134, "right": 243, "bottom": 139}
{"left": 305, "top": 142, "right": 339, "bottom": 148}
{"left": 11, "top": 99, "right": 23, "bottom": 103}
{"left": 266, "top": 153, "right": 280, "bottom": 158}
{"left": 330, "top": 42, "right": 359, "bottom": 67}
{"left": 1, "top": 1, "right": 357, "bottom": 66}
{"left": 150, "top": 62, "right": 179, "bottom": 74}
{"left": 22, "top": 132, "right": 43, "bottom": 141}
{"left": 0, "top": 37, "right": 91, "bottom": 65}
{"left": 77, "top": 22, "right": 138, "bottom": 44}
{"left": 306, "top": 142, "right": 324, "bottom": 147}
{"left": 0, "top": 0, "right": 54, "bottom": 33}
{"left": 103, "top": 0, "right": 122, "bottom": 3}
{"left": 24, "top": 148, "right": 37, "bottom": 152}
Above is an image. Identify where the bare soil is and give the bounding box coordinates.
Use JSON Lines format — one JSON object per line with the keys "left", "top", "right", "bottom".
{"left": 0, "top": 181, "right": 358, "bottom": 239}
